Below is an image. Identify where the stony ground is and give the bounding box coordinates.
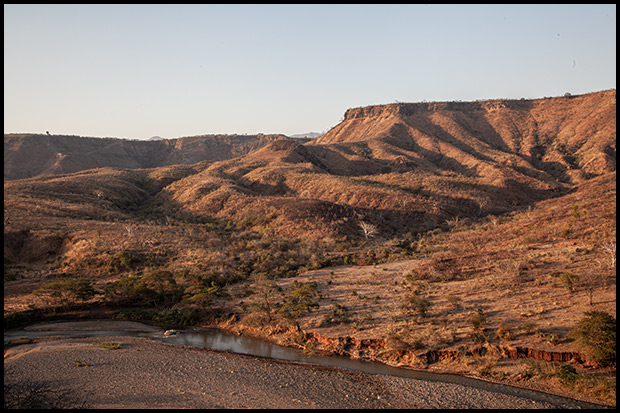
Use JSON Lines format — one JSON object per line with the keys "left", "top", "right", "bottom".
{"left": 3, "top": 321, "right": 607, "bottom": 409}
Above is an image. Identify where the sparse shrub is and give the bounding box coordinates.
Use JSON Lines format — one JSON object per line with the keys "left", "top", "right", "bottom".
{"left": 98, "top": 341, "right": 122, "bottom": 350}
{"left": 520, "top": 320, "right": 538, "bottom": 335}
{"left": 404, "top": 272, "right": 418, "bottom": 283}
{"left": 558, "top": 272, "right": 579, "bottom": 293}
{"left": 407, "top": 296, "right": 431, "bottom": 318}
{"left": 324, "top": 303, "right": 350, "bottom": 325}
{"left": 524, "top": 360, "right": 615, "bottom": 402}
{"left": 523, "top": 359, "right": 556, "bottom": 380}
{"left": 496, "top": 322, "right": 514, "bottom": 341}
{"left": 469, "top": 308, "right": 487, "bottom": 332}
{"left": 73, "top": 360, "right": 91, "bottom": 367}
{"left": 470, "top": 331, "right": 487, "bottom": 343}
{"left": 557, "top": 364, "right": 578, "bottom": 383}
{"left": 410, "top": 337, "right": 425, "bottom": 350}
{"left": 386, "top": 334, "right": 412, "bottom": 350}
{"left": 3, "top": 375, "right": 90, "bottom": 409}
{"left": 577, "top": 272, "right": 603, "bottom": 305}
{"left": 561, "top": 223, "right": 572, "bottom": 238}
{"left": 445, "top": 293, "right": 462, "bottom": 309}
{"left": 599, "top": 241, "right": 616, "bottom": 268}
{"left": 569, "top": 311, "right": 616, "bottom": 366}
{"left": 546, "top": 333, "right": 559, "bottom": 345}
{"left": 359, "top": 221, "right": 378, "bottom": 240}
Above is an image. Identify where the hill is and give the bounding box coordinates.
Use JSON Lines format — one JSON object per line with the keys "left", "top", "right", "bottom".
{"left": 3, "top": 133, "right": 291, "bottom": 181}
{"left": 315, "top": 90, "right": 615, "bottom": 185}
{"left": 145, "top": 90, "right": 615, "bottom": 240}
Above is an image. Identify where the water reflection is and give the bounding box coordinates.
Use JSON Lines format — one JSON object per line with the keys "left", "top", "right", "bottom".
{"left": 160, "top": 328, "right": 375, "bottom": 373}
{"left": 4, "top": 323, "right": 609, "bottom": 409}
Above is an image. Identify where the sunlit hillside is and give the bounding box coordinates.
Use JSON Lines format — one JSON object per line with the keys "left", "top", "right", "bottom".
{"left": 4, "top": 90, "right": 616, "bottom": 405}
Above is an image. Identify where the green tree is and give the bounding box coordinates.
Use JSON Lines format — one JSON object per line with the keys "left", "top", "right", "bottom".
{"left": 33, "top": 277, "right": 97, "bottom": 307}
{"left": 280, "top": 281, "right": 319, "bottom": 320}
{"left": 105, "top": 269, "right": 182, "bottom": 307}
{"left": 570, "top": 311, "right": 616, "bottom": 366}
{"left": 249, "top": 273, "right": 281, "bottom": 323}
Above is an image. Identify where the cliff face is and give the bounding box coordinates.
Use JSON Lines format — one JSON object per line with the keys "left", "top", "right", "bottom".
{"left": 314, "top": 90, "right": 616, "bottom": 184}
{"left": 339, "top": 90, "right": 614, "bottom": 122}
{"left": 3, "top": 134, "right": 288, "bottom": 181}
{"left": 342, "top": 100, "right": 488, "bottom": 120}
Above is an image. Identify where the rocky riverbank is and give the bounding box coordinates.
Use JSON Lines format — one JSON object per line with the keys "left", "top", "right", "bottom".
{"left": 3, "top": 321, "right": 611, "bottom": 409}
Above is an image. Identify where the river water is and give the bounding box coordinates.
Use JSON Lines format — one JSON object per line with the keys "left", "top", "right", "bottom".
{"left": 3, "top": 320, "right": 610, "bottom": 409}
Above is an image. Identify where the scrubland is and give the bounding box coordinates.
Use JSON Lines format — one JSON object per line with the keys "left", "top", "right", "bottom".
{"left": 4, "top": 90, "right": 616, "bottom": 406}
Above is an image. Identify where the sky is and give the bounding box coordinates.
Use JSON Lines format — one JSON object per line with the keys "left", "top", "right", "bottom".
{"left": 4, "top": 4, "right": 616, "bottom": 140}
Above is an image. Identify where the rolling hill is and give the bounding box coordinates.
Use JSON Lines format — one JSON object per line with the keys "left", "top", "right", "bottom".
{"left": 3, "top": 133, "right": 294, "bottom": 181}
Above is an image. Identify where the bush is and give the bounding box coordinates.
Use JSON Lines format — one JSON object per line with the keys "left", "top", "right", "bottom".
{"left": 105, "top": 269, "right": 183, "bottom": 307}
{"left": 496, "top": 322, "right": 513, "bottom": 341}
{"left": 106, "top": 250, "right": 140, "bottom": 273}
{"left": 557, "top": 364, "right": 577, "bottom": 383}
{"left": 33, "top": 278, "right": 98, "bottom": 307}
{"left": 4, "top": 311, "right": 32, "bottom": 330}
{"left": 279, "top": 281, "right": 319, "bottom": 320}
{"left": 558, "top": 272, "right": 579, "bottom": 292}
{"left": 180, "top": 281, "right": 223, "bottom": 306}
{"left": 408, "top": 296, "right": 431, "bottom": 318}
{"left": 469, "top": 308, "right": 487, "bottom": 332}
{"left": 569, "top": 311, "right": 616, "bottom": 366}
{"left": 98, "top": 342, "right": 122, "bottom": 350}
{"left": 4, "top": 376, "right": 90, "bottom": 409}
{"left": 151, "top": 307, "right": 205, "bottom": 326}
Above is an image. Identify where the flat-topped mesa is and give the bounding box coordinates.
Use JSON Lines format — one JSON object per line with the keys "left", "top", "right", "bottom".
{"left": 342, "top": 90, "right": 616, "bottom": 121}
{"left": 343, "top": 101, "right": 485, "bottom": 120}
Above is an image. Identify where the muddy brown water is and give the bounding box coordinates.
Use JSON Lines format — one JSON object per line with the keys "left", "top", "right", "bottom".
{"left": 3, "top": 320, "right": 610, "bottom": 409}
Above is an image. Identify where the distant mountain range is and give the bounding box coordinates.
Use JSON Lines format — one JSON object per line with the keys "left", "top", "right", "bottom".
{"left": 287, "top": 132, "right": 324, "bottom": 139}
{"left": 3, "top": 133, "right": 296, "bottom": 181}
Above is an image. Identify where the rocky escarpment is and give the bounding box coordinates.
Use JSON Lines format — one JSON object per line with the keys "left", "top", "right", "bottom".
{"left": 316, "top": 90, "right": 616, "bottom": 185}
{"left": 342, "top": 100, "right": 501, "bottom": 120}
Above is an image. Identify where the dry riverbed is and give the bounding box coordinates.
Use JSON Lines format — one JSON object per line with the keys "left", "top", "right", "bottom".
{"left": 3, "top": 321, "right": 608, "bottom": 409}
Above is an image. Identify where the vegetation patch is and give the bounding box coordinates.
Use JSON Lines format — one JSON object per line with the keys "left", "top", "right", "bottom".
{"left": 97, "top": 341, "right": 122, "bottom": 350}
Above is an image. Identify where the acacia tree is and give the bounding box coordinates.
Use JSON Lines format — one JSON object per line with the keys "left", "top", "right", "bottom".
{"left": 577, "top": 272, "right": 605, "bottom": 306}
{"left": 249, "top": 273, "right": 280, "bottom": 324}
{"left": 33, "top": 278, "right": 98, "bottom": 308}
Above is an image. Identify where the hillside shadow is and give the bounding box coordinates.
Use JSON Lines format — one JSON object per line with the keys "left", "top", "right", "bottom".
{"left": 305, "top": 144, "right": 393, "bottom": 176}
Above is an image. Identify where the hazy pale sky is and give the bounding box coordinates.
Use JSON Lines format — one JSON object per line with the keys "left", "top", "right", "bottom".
{"left": 4, "top": 4, "right": 616, "bottom": 140}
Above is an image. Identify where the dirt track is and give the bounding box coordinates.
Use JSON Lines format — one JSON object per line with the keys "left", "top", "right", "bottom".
{"left": 4, "top": 321, "right": 598, "bottom": 409}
